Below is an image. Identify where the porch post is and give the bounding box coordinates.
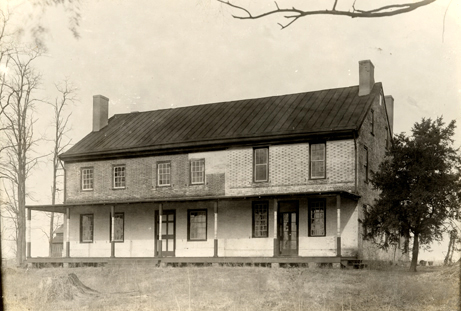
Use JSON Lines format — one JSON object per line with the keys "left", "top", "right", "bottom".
{"left": 158, "top": 203, "right": 163, "bottom": 258}
{"left": 273, "top": 199, "right": 278, "bottom": 257}
{"left": 65, "top": 207, "right": 70, "bottom": 257}
{"left": 110, "top": 205, "right": 115, "bottom": 258}
{"left": 336, "top": 194, "right": 341, "bottom": 257}
{"left": 26, "top": 208, "right": 31, "bottom": 258}
{"left": 214, "top": 201, "right": 218, "bottom": 257}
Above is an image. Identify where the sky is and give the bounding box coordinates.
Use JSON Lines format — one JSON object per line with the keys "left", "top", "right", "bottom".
{"left": 1, "top": 0, "right": 460, "bottom": 260}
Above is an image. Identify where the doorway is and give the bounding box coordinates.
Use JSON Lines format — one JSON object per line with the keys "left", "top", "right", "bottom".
{"left": 155, "top": 210, "right": 176, "bottom": 257}
{"left": 278, "top": 201, "right": 298, "bottom": 256}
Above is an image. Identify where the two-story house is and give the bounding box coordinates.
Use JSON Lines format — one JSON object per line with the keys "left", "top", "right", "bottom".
{"left": 27, "top": 60, "right": 399, "bottom": 267}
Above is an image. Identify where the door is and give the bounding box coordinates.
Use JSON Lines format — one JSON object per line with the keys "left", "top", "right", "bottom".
{"left": 155, "top": 210, "right": 176, "bottom": 257}
{"left": 278, "top": 201, "right": 298, "bottom": 256}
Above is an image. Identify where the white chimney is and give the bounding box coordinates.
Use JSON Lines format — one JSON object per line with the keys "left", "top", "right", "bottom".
{"left": 358, "top": 60, "right": 375, "bottom": 96}
{"left": 93, "top": 95, "right": 109, "bottom": 132}
{"left": 384, "top": 95, "right": 394, "bottom": 135}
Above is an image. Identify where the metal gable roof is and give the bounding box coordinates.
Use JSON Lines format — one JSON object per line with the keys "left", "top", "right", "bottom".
{"left": 60, "top": 83, "right": 382, "bottom": 161}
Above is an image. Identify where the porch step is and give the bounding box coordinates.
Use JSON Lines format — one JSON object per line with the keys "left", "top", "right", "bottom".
{"left": 341, "top": 260, "right": 367, "bottom": 269}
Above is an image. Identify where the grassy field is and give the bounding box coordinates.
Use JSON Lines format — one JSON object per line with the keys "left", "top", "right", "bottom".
{"left": 2, "top": 263, "right": 459, "bottom": 311}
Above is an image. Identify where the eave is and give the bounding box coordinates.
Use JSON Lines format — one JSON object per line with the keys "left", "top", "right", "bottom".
{"left": 60, "top": 128, "right": 358, "bottom": 163}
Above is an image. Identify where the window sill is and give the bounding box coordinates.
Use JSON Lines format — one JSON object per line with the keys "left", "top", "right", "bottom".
{"left": 155, "top": 185, "right": 172, "bottom": 189}
{"left": 112, "top": 187, "right": 126, "bottom": 190}
{"left": 252, "top": 181, "right": 270, "bottom": 187}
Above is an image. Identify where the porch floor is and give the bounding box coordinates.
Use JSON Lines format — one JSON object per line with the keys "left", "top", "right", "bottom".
{"left": 26, "top": 256, "right": 358, "bottom": 267}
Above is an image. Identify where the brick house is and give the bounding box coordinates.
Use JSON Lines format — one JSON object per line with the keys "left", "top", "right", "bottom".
{"left": 27, "top": 60, "right": 399, "bottom": 266}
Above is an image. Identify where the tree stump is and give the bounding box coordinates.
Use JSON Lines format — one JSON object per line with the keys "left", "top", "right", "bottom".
{"left": 39, "top": 273, "right": 99, "bottom": 302}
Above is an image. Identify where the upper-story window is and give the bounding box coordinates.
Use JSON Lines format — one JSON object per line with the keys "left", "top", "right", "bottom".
{"left": 190, "top": 159, "right": 205, "bottom": 185}
{"left": 364, "top": 146, "right": 369, "bottom": 183}
{"left": 81, "top": 167, "right": 94, "bottom": 191}
{"left": 254, "top": 147, "right": 269, "bottom": 182}
{"left": 310, "top": 143, "right": 326, "bottom": 179}
{"left": 113, "top": 165, "right": 126, "bottom": 189}
{"left": 157, "top": 161, "right": 171, "bottom": 187}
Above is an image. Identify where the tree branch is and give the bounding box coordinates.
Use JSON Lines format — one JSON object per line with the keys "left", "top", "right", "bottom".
{"left": 217, "top": 0, "right": 437, "bottom": 29}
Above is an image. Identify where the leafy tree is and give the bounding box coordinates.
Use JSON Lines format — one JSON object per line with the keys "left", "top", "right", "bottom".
{"left": 218, "top": 0, "right": 438, "bottom": 29}
{"left": 363, "top": 117, "right": 461, "bottom": 272}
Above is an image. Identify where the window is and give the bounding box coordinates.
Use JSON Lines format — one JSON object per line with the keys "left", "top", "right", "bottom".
{"left": 81, "top": 167, "right": 94, "bottom": 191}
{"left": 364, "top": 146, "right": 369, "bottom": 183}
{"left": 157, "top": 162, "right": 171, "bottom": 186}
{"left": 110, "top": 213, "right": 124, "bottom": 242}
{"left": 310, "top": 143, "right": 326, "bottom": 179}
{"left": 113, "top": 165, "right": 126, "bottom": 189}
{"left": 190, "top": 159, "right": 205, "bottom": 184}
{"left": 254, "top": 147, "right": 268, "bottom": 182}
{"left": 370, "top": 109, "right": 375, "bottom": 135}
{"left": 188, "top": 209, "right": 207, "bottom": 241}
{"left": 385, "top": 126, "right": 390, "bottom": 149}
{"left": 80, "top": 214, "right": 94, "bottom": 243}
{"left": 252, "top": 201, "right": 268, "bottom": 238}
{"left": 309, "top": 200, "right": 325, "bottom": 237}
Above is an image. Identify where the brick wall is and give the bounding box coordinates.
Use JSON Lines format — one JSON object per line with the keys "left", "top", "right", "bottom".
{"left": 66, "top": 141, "right": 356, "bottom": 203}
{"left": 357, "top": 92, "right": 390, "bottom": 206}
{"left": 65, "top": 151, "right": 226, "bottom": 203}
{"left": 355, "top": 88, "right": 399, "bottom": 261}
{"left": 225, "top": 141, "right": 355, "bottom": 197}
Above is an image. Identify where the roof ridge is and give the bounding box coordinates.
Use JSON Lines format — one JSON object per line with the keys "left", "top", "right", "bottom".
{"left": 111, "top": 84, "right": 369, "bottom": 116}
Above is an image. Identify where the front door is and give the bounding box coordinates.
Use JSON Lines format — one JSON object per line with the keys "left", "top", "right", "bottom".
{"left": 155, "top": 210, "right": 175, "bottom": 257}
{"left": 278, "top": 201, "right": 298, "bottom": 256}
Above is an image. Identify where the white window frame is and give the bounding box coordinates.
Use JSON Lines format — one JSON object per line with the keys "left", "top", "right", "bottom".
{"left": 81, "top": 167, "right": 94, "bottom": 191}
{"left": 254, "top": 147, "right": 269, "bottom": 182}
{"left": 310, "top": 143, "right": 326, "bottom": 179}
{"left": 190, "top": 159, "right": 205, "bottom": 185}
{"left": 113, "top": 165, "right": 126, "bottom": 189}
{"left": 157, "top": 161, "right": 171, "bottom": 187}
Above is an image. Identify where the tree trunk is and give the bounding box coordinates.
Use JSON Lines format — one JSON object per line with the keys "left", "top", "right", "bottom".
{"left": 409, "top": 232, "right": 419, "bottom": 272}
{"left": 49, "top": 212, "right": 54, "bottom": 256}
{"left": 444, "top": 231, "right": 454, "bottom": 265}
{"left": 17, "top": 165, "right": 26, "bottom": 266}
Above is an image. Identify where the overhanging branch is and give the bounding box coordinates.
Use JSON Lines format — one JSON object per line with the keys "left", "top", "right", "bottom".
{"left": 217, "top": 0, "right": 437, "bottom": 29}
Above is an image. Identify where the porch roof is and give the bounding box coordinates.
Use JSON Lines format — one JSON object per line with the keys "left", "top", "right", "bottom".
{"left": 26, "top": 190, "right": 360, "bottom": 213}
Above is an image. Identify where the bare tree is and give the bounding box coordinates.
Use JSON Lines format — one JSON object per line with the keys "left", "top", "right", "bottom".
{"left": 47, "top": 80, "right": 75, "bottom": 256}
{"left": 0, "top": 9, "right": 15, "bottom": 123}
{"left": 218, "top": 0, "right": 438, "bottom": 29}
{"left": 0, "top": 49, "right": 42, "bottom": 266}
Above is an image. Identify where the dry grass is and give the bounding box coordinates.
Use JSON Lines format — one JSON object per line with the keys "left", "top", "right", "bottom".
{"left": 2, "top": 263, "right": 459, "bottom": 311}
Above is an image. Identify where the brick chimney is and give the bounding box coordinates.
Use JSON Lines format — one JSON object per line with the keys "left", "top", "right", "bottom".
{"left": 358, "top": 60, "right": 375, "bottom": 96}
{"left": 93, "top": 95, "right": 109, "bottom": 132}
{"left": 384, "top": 95, "right": 394, "bottom": 135}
